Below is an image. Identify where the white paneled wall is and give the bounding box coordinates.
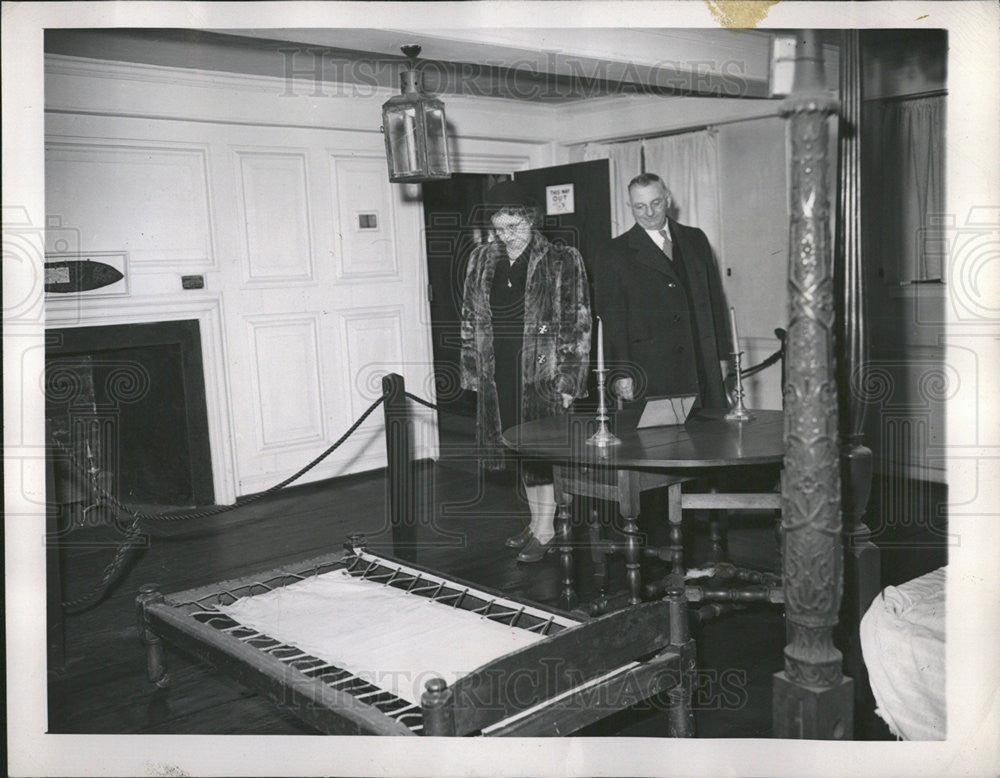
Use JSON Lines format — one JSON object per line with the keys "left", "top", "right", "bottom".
{"left": 44, "top": 54, "right": 556, "bottom": 500}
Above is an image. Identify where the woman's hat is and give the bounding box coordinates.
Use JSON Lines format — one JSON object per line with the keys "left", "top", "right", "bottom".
{"left": 482, "top": 181, "right": 538, "bottom": 224}
{"left": 484, "top": 180, "right": 535, "bottom": 210}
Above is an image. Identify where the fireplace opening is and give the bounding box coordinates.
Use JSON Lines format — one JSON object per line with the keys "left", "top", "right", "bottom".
{"left": 46, "top": 320, "right": 214, "bottom": 522}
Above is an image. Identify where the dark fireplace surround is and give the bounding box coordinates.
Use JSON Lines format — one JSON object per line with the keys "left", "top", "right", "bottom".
{"left": 46, "top": 319, "right": 214, "bottom": 510}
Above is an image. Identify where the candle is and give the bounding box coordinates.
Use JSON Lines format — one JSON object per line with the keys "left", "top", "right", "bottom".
{"left": 403, "top": 111, "right": 418, "bottom": 172}
{"left": 597, "top": 316, "right": 605, "bottom": 372}
{"left": 728, "top": 306, "right": 740, "bottom": 354}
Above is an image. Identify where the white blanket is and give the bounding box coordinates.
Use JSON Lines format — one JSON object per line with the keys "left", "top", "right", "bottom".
{"left": 220, "top": 568, "right": 546, "bottom": 706}
{"left": 860, "top": 566, "right": 946, "bottom": 740}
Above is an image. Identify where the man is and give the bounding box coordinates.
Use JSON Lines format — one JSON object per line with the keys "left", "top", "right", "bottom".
{"left": 594, "top": 173, "right": 732, "bottom": 408}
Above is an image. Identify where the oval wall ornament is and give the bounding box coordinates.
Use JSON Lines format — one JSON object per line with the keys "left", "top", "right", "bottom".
{"left": 44, "top": 253, "right": 129, "bottom": 297}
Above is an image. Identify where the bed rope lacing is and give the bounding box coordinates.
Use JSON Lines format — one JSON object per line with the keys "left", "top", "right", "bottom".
{"left": 170, "top": 548, "right": 576, "bottom": 734}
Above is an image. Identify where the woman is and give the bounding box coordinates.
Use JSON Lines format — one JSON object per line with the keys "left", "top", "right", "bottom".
{"left": 459, "top": 181, "right": 592, "bottom": 562}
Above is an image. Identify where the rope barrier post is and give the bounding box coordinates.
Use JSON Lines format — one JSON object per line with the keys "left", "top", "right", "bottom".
{"left": 383, "top": 373, "right": 416, "bottom": 561}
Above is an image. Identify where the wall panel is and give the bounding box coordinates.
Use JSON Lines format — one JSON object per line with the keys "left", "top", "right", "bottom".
{"left": 235, "top": 150, "right": 314, "bottom": 283}
{"left": 331, "top": 155, "right": 399, "bottom": 281}
{"left": 246, "top": 314, "right": 326, "bottom": 450}
{"left": 45, "top": 140, "right": 214, "bottom": 267}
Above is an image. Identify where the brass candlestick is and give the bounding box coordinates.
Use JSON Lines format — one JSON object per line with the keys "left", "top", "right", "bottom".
{"left": 725, "top": 350, "right": 754, "bottom": 422}
{"left": 586, "top": 368, "right": 621, "bottom": 447}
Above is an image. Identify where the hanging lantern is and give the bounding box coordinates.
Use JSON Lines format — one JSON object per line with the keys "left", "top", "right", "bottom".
{"left": 381, "top": 45, "right": 451, "bottom": 183}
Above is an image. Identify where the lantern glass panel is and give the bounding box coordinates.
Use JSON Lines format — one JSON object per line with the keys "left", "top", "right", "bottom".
{"left": 385, "top": 106, "right": 419, "bottom": 176}
{"left": 422, "top": 105, "right": 449, "bottom": 177}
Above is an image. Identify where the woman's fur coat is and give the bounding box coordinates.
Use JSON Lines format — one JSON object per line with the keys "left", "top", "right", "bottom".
{"left": 460, "top": 231, "right": 592, "bottom": 480}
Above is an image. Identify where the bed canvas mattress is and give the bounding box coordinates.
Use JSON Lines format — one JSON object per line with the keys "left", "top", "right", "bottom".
{"left": 860, "top": 566, "right": 946, "bottom": 740}
{"left": 219, "top": 567, "right": 548, "bottom": 706}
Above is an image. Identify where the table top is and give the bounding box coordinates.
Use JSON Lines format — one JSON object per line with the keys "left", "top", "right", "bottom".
{"left": 503, "top": 409, "right": 784, "bottom": 469}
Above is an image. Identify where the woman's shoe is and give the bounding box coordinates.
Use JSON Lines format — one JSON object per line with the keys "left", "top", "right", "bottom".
{"left": 505, "top": 528, "right": 533, "bottom": 549}
{"left": 516, "top": 535, "right": 554, "bottom": 563}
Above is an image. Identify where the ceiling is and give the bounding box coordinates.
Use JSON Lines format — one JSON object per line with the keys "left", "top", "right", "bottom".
{"left": 217, "top": 27, "right": 781, "bottom": 99}
{"left": 46, "top": 27, "right": 840, "bottom": 103}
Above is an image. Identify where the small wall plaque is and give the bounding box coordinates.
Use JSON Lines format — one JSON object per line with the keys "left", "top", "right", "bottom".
{"left": 546, "top": 184, "right": 575, "bottom": 216}
{"left": 357, "top": 212, "right": 379, "bottom": 231}
{"left": 44, "top": 252, "right": 129, "bottom": 298}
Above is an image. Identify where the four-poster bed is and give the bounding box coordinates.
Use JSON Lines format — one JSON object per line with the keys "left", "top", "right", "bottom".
{"left": 135, "top": 31, "right": 878, "bottom": 740}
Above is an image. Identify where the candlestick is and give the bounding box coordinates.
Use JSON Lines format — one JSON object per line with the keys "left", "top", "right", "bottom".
{"left": 586, "top": 365, "right": 620, "bottom": 448}
{"left": 725, "top": 349, "right": 754, "bottom": 423}
{"left": 596, "top": 316, "right": 605, "bottom": 373}
{"left": 728, "top": 306, "right": 740, "bottom": 353}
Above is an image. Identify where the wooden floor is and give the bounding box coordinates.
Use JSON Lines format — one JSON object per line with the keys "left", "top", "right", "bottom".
{"left": 48, "top": 459, "right": 886, "bottom": 739}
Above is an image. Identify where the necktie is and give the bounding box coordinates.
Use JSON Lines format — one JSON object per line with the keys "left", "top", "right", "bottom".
{"left": 658, "top": 228, "right": 672, "bottom": 260}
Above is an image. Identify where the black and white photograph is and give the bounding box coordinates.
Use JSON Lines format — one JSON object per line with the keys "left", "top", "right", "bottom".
{"left": 4, "top": 2, "right": 999, "bottom": 776}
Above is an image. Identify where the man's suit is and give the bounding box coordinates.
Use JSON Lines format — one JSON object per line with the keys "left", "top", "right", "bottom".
{"left": 593, "top": 219, "right": 732, "bottom": 409}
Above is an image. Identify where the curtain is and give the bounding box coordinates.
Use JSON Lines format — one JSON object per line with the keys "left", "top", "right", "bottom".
{"left": 641, "top": 129, "right": 723, "bottom": 259}
{"left": 569, "top": 140, "right": 643, "bottom": 237}
{"left": 864, "top": 95, "right": 945, "bottom": 282}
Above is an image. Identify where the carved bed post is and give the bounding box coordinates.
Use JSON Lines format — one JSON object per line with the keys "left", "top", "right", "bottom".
{"left": 383, "top": 373, "right": 416, "bottom": 560}
{"left": 834, "top": 29, "right": 882, "bottom": 717}
{"left": 772, "top": 30, "right": 854, "bottom": 739}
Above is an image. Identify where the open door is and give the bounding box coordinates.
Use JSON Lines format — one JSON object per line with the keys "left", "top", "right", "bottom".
{"left": 421, "top": 159, "right": 612, "bottom": 438}
{"left": 513, "top": 158, "right": 612, "bottom": 286}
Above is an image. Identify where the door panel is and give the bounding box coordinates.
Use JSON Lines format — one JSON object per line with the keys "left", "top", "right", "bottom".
{"left": 422, "top": 173, "right": 506, "bottom": 417}
{"left": 514, "top": 159, "right": 612, "bottom": 281}
{"left": 515, "top": 159, "right": 611, "bottom": 404}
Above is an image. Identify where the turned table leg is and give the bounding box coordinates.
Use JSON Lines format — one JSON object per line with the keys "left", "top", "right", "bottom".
{"left": 553, "top": 467, "right": 577, "bottom": 610}
{"left": 667, "top": 481, "right": 685, "bottom": 576}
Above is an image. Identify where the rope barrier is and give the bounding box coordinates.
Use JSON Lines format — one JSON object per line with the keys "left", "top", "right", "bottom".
{"left": 58, "top": 391, "right": 405, "bottom": 613}
{"left": 404, "top": 391, "right": 439, "bottom": 411}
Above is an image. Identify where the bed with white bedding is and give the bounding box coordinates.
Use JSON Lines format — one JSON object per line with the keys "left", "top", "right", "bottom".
{"left": 859, "top": 566, "right": 946, "bottom": 740}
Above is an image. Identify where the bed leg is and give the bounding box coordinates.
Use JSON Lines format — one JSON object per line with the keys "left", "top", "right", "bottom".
{"left": 665, "top": 586, "right": 696, "bottom": 737}
{"left": 135, "top": 584, "right": 169, "bottom": 688}
{"left": 421, "top": 677, "right": 456, "bottom": 736}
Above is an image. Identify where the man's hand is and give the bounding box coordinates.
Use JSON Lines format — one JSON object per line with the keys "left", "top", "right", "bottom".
{"left": 613, "top": 377, "right": 634, "bottom": 401}
{"left": 560, "top": 393, "right": 574, "bottom": 409}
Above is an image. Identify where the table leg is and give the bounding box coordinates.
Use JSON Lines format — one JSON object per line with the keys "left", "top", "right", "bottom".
{"left": 622, "top": 511, "right": 642, "bottom": 606}
{"left": 589, "top": 506, "right": 608, "bottom": 601}
{"left": 709, "top": 506, "right": 728, "bottom": 565}
{"left": 557, "top": 493, "right": 577, "bottom": 610}
{"left": 667, "top": 481, "right": 684, "bottom": 576}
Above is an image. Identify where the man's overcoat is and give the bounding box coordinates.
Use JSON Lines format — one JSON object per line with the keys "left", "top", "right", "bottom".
{"left": 593, "top": 219, "right": 732, "bottom": 409}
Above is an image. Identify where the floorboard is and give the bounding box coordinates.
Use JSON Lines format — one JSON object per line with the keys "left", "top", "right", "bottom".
{"left": 48, "top": 460, "right": 885, "bottom": 739}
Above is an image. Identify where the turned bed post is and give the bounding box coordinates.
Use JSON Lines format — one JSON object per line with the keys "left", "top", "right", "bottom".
{"left": 772, "top": 30, "right": 854, "bottom": 739}
{"left": 834, "top": 29, "right": 882, "bottom": 711}
{"left": 665, "top": 586, "right": 696, "bottom": 737}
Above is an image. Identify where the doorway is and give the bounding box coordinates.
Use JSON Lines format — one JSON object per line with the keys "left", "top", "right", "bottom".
{"left": 421, "top": 160, "right": 612, "bottom": 462}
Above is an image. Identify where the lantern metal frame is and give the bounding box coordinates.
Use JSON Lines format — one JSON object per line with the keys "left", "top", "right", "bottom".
{"left": 381, "top": 45, "right": 452, "bottom": 183}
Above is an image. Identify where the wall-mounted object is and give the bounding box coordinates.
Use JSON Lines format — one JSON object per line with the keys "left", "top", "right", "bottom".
{"left": 356, "top": 212, "right": 379, "bottom": 231}
{"left": 381, "top": 45, "right": 451, "bottom": 183}
{"left": 546, "top": 184, "right": 575, "bottom": 216}
{"left": 44, "top": 251, "right": 129, "bottom": 297}
{"left": 182, "top": 275, "right": 205, "bottom": 289}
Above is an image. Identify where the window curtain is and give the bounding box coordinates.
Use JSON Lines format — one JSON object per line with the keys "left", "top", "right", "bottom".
{"left": 864, "top": 95, "right": 945, "bottom": 282}
{"left": 641, "top": 129, "right": 723, "bottom": 259}
{"left": 569, "top": 140, "right": 643, "bottom": 237}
